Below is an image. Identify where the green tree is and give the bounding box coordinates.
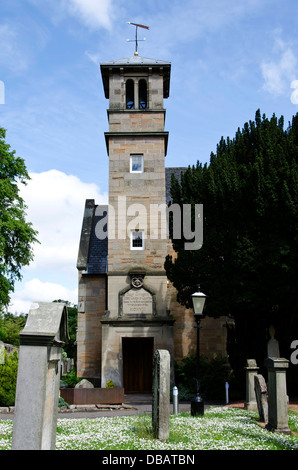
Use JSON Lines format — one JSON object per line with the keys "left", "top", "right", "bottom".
{"left": 53, "top": 300, "right": 77, "bottom": 358}
{"left": 165, "top": 110, "right": 298, "bottom": 391}
{"left": 0, "top": 128, "right": 38, "bottom": 308}
{"left": 0, "top": 349, "right": 18, "bottom": 406}
{"left": 0, "top": 312, "right": 27, "bottom": 345}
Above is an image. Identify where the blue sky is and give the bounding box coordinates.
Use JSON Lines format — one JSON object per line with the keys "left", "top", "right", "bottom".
{"left": 1, "top": 0, "right": 298, "bottom": 314}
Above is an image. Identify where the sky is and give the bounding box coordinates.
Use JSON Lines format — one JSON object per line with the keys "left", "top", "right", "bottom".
{"left": 1, "top": 0, "right": 298, "bottom": 314}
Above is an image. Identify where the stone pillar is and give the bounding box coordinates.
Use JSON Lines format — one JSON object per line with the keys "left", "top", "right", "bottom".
{"left": 152, "top": 349, "right": 170, "bottom": 440}
{"left": 265, "top": 357, "right": 291, "bottom": 434}
{"left": 245, "top": 359, "right": 259, "bottom": 410}
{"left": 12, "top": 302, "right": 69, "bottom": 450}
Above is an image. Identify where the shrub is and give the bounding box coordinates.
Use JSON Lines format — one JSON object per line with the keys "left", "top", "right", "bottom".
{"left": 58, "top": 396, "right": 69, "bottom": 408}
{"left": 0, "top": 349, "right": 18, "bottom": 406}
{"left": 200, "top": 355, "right": 231, "bottom": 401}
{"left": 174, "top": 354, "right": 196, "bottom": 399}
{"left": 62, "top": 367, "right": 80, "bottom": 388}
{"left": 174, "top": 354, "right": 231, "bottom": 402}
{"left": 105, "top": 379, "right": 115, "bottom": 388}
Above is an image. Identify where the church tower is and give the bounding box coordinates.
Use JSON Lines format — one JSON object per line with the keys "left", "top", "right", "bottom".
{"left": 99, "top": 54, "right": 174, "bottom": 391}
{"left": 76, "top": 50, "right": 228, "bottom": 392}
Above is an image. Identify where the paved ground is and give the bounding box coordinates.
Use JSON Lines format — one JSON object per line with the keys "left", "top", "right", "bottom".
{"left": 59, "top": 394, "right": 195, "bottom": 419}
{"left": 1, "top": 394, "right": 297, "bottom": 421}
{"left": 0, "top": 394, "right": 198, "bottom": 420}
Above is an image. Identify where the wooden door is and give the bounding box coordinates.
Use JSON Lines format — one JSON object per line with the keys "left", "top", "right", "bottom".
{"left": 122, "top": 337, "right": 154, "bottom": 393}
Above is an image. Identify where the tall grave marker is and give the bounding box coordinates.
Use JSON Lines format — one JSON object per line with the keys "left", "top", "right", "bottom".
{"left": 12, "top": 302, "right": 69, "bottom": 450}
{"left": 264, "top": 327, "right": 290, "bottom": 433}
{"left": 245, "top": 359, "right": 259, "bottom": 410}
{"left": 152, "top": 349, "right": 170, "bottom": 440}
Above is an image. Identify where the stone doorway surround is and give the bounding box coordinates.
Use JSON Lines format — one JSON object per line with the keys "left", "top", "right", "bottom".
{"left": 100, "top": 318, "right": 174, "bottom": 389}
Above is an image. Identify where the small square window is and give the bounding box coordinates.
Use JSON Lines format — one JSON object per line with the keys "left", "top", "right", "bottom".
{"left": 130, "top": 154, "right": 143, "bottom": 173}
{"left": 131, "top": 230, "right": 144, "bottom": 250}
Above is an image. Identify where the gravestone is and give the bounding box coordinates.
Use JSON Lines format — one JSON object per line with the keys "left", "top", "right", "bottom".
{"left": 75, "top": 379, "right": 94, "bottom": 388}
{"left": 152, "top": 349, "right": 170, "bottom": 440}
{"left": 12, "top": 302, "right": 69, "bottom": 450}
{"left": 245, "top": 359, "right": 259, "bottom": 410}
{"left": 265, "top": 357, "right": 290, "bottom": 434}
{"left": 0, "top": 341, "right": 4, "bottom": 364}
{"left": 267, "top": 326, "right": 280, "bottom": 358}
{"left": 254, "top": 374, "right": 268, "bottom": 423}
{"left": 61, "top": 357, "right": 73, "bottom": 376}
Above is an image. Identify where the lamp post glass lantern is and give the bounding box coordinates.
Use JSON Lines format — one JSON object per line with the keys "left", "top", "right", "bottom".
{"left": 191, "top": 287, "right": 206, "bottom": 416}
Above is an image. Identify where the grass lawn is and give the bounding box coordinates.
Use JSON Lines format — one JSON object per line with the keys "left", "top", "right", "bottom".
{"left": 1, "top": 407, "right": 298, "bottom": 450}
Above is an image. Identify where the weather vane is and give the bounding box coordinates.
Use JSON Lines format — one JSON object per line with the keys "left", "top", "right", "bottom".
{"left": 127, "top": 22, "right": 149, "bottom": 56}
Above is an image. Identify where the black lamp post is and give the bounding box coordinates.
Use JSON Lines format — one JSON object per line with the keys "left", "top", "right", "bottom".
{"left": 191, "top": 285, "right": 206, "bottom": 417}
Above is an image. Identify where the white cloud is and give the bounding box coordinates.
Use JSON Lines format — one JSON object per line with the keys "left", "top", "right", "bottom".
{"left": 261, "top": 31, "right": 298, "bottom": 96}
{"left": 9, "top": 279, "right": 78, "bottom": 315}
{"left": 261, "top": 61, "right": 284, "bottom": 95}
{"left": 19, "top": 169, "right": 107, "bottom": 271}
{"left": 261, "top": 49, "right": 297, "bottom": 95}
{"left": 67, "top": 0, "right": 113, "bottom": 30}
{"left": 9, "top": 169, "right": 108, "bottom": 314}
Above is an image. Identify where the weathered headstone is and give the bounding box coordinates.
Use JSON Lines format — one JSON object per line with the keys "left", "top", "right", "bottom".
{"left": 245, "top": 359, "right": 259, "bottom": 410}
{"left": 152, "top": 349, "right": 170, "bottom": 440}
{"left": 61, "top": 357, "right": 72, "bottom": 376}
{"left": 254, "top": 374, "right": 268, "bottom": 423}
{"left": 267, "top": 326, "right": 280, "bottom": 358}
{"left": 0, "top": 341, "right": 4, "bottom": 365}
{"left": 265, "top": 357, "right": 291, "bottom": 434}
{"left": 75, "top": 378, "right": 94, "bottom": 388}
{"left": 12, "top": 302, "right": 69, "bottom": 450}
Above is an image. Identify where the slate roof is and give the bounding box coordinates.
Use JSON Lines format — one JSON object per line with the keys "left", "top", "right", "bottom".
{"left": 77, "top": 201, "right": 108, "bottom": 275}
{"left": 100, "top": 56, "right": 171, "bottom": 66}
{"left": 87, "top": 206, "right": 108, "bottom": 274}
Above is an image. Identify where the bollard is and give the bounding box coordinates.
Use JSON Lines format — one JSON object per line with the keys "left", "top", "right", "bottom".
{"left": 173, "top": 386, "right": 179, "bottom": 414}
{"left": 225, "top": 382, "right": 229, "bottom": 404}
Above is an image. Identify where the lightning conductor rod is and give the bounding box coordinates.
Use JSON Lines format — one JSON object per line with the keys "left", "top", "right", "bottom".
{"left": 127, "top": 22, "right": 149, "bottom": 55}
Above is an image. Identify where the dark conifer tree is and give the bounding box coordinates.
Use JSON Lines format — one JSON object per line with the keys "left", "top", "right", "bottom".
{"left": 165, "top": 110, "right": 298, "bottom": 392}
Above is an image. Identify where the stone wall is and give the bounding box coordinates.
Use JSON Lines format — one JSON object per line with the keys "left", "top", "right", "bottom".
{"left": 168, "top": 281, "right": 228, "bottom": 362}
{"left": 167, "top": 245, "right": 228, "bottom": 362}
{"left": 107, "top": 135, "right": 168, "bottom": 274}
{"left": 76, "top": 273, "right": 106, "bottom": 380}
{"left": 108, "top": 110, "right": 166, "bottom": 133}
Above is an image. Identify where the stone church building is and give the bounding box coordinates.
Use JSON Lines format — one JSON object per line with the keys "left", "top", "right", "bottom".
{"left": 76, "top": 53, "right": 227, "bottom": 392}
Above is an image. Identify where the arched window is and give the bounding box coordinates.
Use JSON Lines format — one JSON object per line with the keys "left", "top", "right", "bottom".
{"left": 126, "top": 79, "right": 134, "bottom": 109}
{"left": 138, "top": 79, "right": 147, "bottom": 109}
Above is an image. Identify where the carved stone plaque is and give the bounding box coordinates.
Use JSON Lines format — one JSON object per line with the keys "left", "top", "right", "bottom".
{"left": 122, "top": 287, "right": 153, "bottom": 315}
